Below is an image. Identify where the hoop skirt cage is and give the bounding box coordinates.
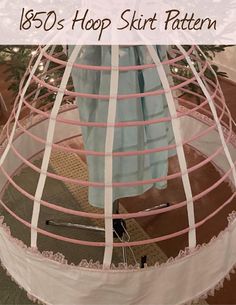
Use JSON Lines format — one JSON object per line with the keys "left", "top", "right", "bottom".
{"left": 0, "top": 45, "right": 236, "bottom": 305}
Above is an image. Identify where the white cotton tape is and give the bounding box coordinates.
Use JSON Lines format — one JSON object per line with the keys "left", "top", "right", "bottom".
{"left": 103, "top": 45, "right": 119, "bottom": 268}
{"left": 146, "top": 45, "right": 197, "bottom": 249}
{"left": 30, "top": 45, "right": 82, "bottom": 248}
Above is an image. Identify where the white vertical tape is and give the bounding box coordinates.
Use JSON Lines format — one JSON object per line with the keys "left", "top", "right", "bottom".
{"left": 178, "top": 45, "right": 236, "bottom": 187}
{"left": 147, "top": 45, "right": 196, "bottom": 249}
{"left": 0, "top": 45, "right": 50, "bottom": 168}
{"left": 30, "top": 45, "right": 82, "bottom": 248}
{"left": 103, "top": 45, "right": 119, "bottom": 268}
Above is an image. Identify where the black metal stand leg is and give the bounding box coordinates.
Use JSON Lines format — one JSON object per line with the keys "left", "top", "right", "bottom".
{"left": 140, "top": 256, "right": 147, "bottom": 268}
{"left": 112, "top": 199, "right": 127, "bottom": 239}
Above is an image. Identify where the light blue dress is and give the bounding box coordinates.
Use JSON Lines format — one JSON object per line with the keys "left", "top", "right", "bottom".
{"left": 69, "top": 46, "right": 176, "bottom": 208}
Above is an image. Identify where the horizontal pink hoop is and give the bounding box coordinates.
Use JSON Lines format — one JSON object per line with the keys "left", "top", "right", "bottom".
{"left": 14, "top": 110, "right": 220, "bottom": 158}
{"left": 0, "top": 141, "right": 234, "bottom": 222}
{"left": 22, "top": 74, "right": 221, "bottom": 129}
{"left": 9, "top": 119, "right": 227, "bottom": 188}
{"left": 2, "top": 111, "right": 233, "bottom": 221}
{"left": 29, "top": 61, "right": 208, "bottom": 101}
{"left": 11, "top": 95, "right": 227, "bottom": 162}
{"left": 40, "top": 46, "right": 196, "bottom": 72}
{"left": 0, "top": 87, "right": 234, "bottom": 222}
{"left": 0, "top": 181, "right": 235, "bottom": 247}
